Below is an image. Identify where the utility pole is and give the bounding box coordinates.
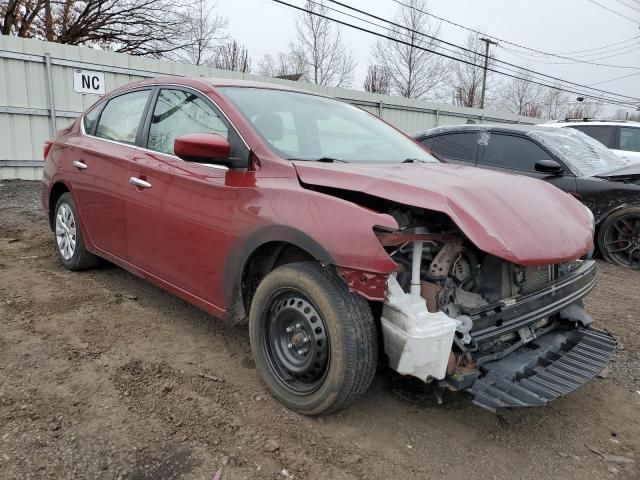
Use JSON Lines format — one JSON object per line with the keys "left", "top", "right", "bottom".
{"left": 479, "top": 37, "right": 498, "bottom": 109}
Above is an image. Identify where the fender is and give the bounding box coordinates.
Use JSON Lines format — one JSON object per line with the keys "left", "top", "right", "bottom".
{"left": 224, "top": 224, "right": 337, "bottom": 323}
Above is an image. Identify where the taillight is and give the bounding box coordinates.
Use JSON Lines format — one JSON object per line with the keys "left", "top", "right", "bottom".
{"left": 43, "top": 140, "right": 53, "bottom": 160}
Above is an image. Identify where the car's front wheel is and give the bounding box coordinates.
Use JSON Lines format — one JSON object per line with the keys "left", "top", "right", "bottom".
{"left": 249, "top": 262, "right": 378, "bottom": 415}
{"left": 53, "top": 193, "right": 100, "bottom": 271}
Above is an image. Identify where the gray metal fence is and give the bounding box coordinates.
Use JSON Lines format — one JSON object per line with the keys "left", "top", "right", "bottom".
{"left": 0, "top": 36, "right": 540, "bottom": 180}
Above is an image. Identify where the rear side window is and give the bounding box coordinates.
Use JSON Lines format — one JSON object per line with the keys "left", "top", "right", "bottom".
{"left": 568, "top": 125, "right": 615, "bottom": 148}
{"left": 95, "top": 90, "right": 150, "bottom": 144}
{"left": 147, "top": 89, "right": 229, "bottom": 155}
{"left": 431, "top": 133, "right": 477, "bottom": 162}
{"left": 619, "top": 127, "right": 640, "bottom": 152}
{"left": 483, "top": 134, "right": 552, "bottom": 171}
{"left": 419, "top": 137, "right": 434, "bottom": 149}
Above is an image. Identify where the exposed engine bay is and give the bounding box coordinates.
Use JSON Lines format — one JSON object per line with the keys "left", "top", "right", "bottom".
{"left": 376, "top": 206, "right": 614, "bottom": 412}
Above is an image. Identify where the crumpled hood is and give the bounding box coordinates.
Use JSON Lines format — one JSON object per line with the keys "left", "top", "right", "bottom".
{"left": 293, "top": 161, "right": 593, "bottom": 266}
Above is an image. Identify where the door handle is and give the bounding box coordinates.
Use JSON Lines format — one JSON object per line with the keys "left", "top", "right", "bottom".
{"left": 73, "top": 160, "right": 88, "bottom": 170}
{"left": 129, "top": 176, "right": 152, "bottom": 189}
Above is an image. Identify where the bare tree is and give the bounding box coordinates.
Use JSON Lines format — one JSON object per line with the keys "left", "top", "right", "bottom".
{"left": 372, "top": 0, "right": 448, "bottom": 99}
{"left": 498, "top": 69, "right": 544, "bottom": 117}
{"left": 1, "top": 0, "right": 202, "bottom": 57}
{"left": 213, "top": 40, "right": 251, "bottom": 73}
{"left": 565, "top": 101, "right": 602, "bottom": 119}
{"left": 541, "top": 84, "right": 570, "bottom": 120}
{"left": 451, "top": 33, "right": 492, "bottom": 108}
{"left": 364, "top": 64, "right": 391, "bottom": 94}
{"left": 167, "top": 0, "right": 227, "bottom": 65}
{"left": 257, "top": 51, "right": 304, "bottom": 78}
{"left": 290, "top": 0, "right": 355, "bottom": 87}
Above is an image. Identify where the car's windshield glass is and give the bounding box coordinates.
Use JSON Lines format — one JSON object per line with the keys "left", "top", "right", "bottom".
{"left": 219, "top": 87, "right": 438, "bottom": 164}
{"left": 529, "top": 128, "right": 627, "bottom": 176}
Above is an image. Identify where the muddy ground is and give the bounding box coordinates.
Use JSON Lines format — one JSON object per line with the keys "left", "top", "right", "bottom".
{"left": 1, "top": 180, "right": 639, "bottom": 480}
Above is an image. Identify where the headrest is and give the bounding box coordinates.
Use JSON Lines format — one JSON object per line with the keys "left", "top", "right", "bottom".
{"left": 253, "top": 113, "right": 284, "bottom": 142}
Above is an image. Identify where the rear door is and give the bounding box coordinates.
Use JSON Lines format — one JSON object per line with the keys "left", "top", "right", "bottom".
{"left": 476, "top": 132, "right": 577, "bottom": 192}
{"left": 70, "top": 88, "right": 152, "bottom": 261}
{"left": 425, "top": 132, "right": 479, "bottom": 165}
{"left": 124, "top": 87, "right": 248, "bottom": 308}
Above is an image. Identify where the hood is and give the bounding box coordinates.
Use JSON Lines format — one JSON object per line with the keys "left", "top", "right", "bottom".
{"left": 293, "top": 161, "right": 593, "bottom": 266}
{"left": 596, "top": 164, "right": 640, "bottom": 184}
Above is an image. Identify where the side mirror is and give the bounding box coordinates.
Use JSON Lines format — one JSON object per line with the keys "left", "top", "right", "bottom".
{"left": 535, "top": 159, "right": 564, "bottom": 174}
{"left": 174, "top": 133, "right": 241, "bottom": 168}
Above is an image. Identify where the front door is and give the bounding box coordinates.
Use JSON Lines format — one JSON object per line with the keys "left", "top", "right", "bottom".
{"left": 125, "top": 88, "right": 248, "bottom": 308}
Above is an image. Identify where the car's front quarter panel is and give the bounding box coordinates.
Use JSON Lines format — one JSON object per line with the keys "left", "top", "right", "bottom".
{"left": 576, "top": 176, "right": 640, "bottom": 225}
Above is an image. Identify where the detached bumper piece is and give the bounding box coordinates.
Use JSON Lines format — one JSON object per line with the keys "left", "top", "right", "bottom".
{"left": 468, "top": 327, "right": 616, "bottom": 413}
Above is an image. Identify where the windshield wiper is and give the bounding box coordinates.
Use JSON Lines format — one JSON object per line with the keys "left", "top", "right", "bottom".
{"left": 290, "top": 157, "right": 349, "bottom": 163}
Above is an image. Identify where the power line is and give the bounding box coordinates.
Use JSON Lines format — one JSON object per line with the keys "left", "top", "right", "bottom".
{"left": 268, "top": 0, "right": 639, "bottom": 107}
{"left": 586, "top": 0, "right": 640, "bottom": 24}
{"left": 551, "top": 35, "right": 640, "bottom": 55}
{"left": 324, "top": 0, "right": 640, "bottom": 103}
{"left": 390, "top": 0, "right": 640, "bottom": 69}
{"left": 587, "top": 70, "right": 640, "bottom": 86}
{"left": 613, "top": 0, "right": 640, "bottom": 14}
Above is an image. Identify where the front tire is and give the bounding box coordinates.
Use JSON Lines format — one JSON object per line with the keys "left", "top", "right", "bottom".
{"left": 249, "top": 262, "right": 378, "bottom": 415}
{"left": 53, "top": 193, "right": 100, "bottom": 271}
{"left": 597, "top": 207, "right": 640, "bottom": 269}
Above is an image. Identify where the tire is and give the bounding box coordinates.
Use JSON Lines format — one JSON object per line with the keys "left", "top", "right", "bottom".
{"left": 597, "top": 206, "right": 640, "bottom": 269}
{"left": 249, "top": 262, "right": 378, "bottom": 415}
{"left": 53, "top": 193, "right": 100, "bottom": 271}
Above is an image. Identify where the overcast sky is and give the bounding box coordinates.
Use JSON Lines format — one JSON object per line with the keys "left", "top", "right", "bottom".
{"left": 216, "top": 0, "right": 640, "bottom": 114}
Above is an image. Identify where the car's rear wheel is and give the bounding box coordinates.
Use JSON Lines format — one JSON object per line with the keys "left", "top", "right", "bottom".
{"left": 249, "top": 262, "right": 378, "bottom": 415}
{"left": 54, "top": 193, "right": 100, "bottom": 271}
{"left": 598, "top": 207, "right": 640, "bottom": 269}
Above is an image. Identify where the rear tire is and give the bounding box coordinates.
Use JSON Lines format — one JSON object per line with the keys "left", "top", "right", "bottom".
{"left": 53, "top": 193, "right": 100, "bottom": 271}
{"left": 249, "top": 262, "right": 378, "bottom": 415}
{"left": 597, "top": 207, "right": 640, "bottom": 269}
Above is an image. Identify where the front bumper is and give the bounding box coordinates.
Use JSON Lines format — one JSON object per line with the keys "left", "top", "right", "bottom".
{"left": 468, "top": 327, "right": 616, "bottom": 412}
{"left": 470, "top": 260, "right": 597, "bottom": 344}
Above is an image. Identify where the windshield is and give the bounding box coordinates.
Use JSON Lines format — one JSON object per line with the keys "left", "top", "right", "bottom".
{"left": 529, "top": 128, "right": 627, "bottom": 177}
{"left": 219, "top": 87, "right": 437, "bottom": 164}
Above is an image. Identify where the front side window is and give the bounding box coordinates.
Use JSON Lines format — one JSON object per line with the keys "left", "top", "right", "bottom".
{"left": 219, "top": 87, "right": 437, "bottom": 164}
{"left": 568, "top": 125, "right": 615, "bottom": 148}
{"left": 619, "top": 127, "right": 640, "bottom": 152}
{"left": 483, "top": 134, "right": 551, "bottom": 171}
{"left": 147, "top": 89, "right": 229, "bottom": 155}
{"left": 432, "top": 133, "right": 477, "bottom": 162}
{"left": 95, "top": 90, "right": 150, "bottom": 144}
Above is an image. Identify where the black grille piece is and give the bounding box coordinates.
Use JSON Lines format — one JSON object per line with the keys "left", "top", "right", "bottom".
{"left": 468, "top": 327, "right": 616, "bottom": 413}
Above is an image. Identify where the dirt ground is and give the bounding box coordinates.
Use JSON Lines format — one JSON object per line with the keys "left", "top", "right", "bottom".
{"left": 1, "top": 180, "right": 639, "bottom": 480}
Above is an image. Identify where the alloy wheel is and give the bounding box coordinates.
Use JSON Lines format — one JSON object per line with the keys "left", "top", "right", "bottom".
{"left": 603, "top": 214, "right": 640, "bottom": 269}
{"left": 55, "top": 203, "right": 77, "bottom": 261}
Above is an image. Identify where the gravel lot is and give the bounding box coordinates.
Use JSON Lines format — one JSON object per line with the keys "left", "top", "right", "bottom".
{"left": 1, "top": 180, "right": 639, "bottom": 480}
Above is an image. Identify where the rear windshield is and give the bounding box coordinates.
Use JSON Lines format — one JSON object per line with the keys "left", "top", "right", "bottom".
{"left": 529, "top": 128, "right": 627, "bottom": 177}
{"left": 219, "top": 87, "right": 437, "bottom": 164}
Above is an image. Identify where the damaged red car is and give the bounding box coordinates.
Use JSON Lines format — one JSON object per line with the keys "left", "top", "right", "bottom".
{"left": 42, "top": 78, "right": 615, "bottom": 414}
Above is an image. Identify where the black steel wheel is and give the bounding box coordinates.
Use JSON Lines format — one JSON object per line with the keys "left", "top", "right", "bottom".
{"left": 598, "top": 207, "right": 640, "bottom": 269}
{"left": 249, "top": 262, "right": 378, "bottom": 415}
{"left": 262, "top": 290, "right": 330, "bottom": 395}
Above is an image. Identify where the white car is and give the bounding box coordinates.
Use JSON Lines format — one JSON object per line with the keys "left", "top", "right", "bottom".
{"left": 541, "top": 120, "right": 640, "bottom": 165}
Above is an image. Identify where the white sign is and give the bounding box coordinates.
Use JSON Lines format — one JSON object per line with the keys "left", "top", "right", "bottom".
{"left": 73, "top": 69, "right": 106, "bottom": 95}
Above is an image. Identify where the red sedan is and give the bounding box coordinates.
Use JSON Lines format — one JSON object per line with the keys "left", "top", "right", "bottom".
{"left": 42, "top": 77, "right": 614, "bottom": 415}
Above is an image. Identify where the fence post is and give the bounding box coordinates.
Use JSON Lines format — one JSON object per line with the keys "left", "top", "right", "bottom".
{"left": 44, "top": 53, "right": 57, "bottom": 136}
{"left": 435, "top": 109, "right": 440, "bottom": 126}
{"left": 378, "top": 100, "right": 383, "bottom": 118}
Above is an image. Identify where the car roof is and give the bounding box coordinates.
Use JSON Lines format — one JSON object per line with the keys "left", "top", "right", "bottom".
{"left": 541, "top": 120, "right": 640, "bottom": 128}
{"left": 415, "top": 123, "right": 553, "bottom": 138}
